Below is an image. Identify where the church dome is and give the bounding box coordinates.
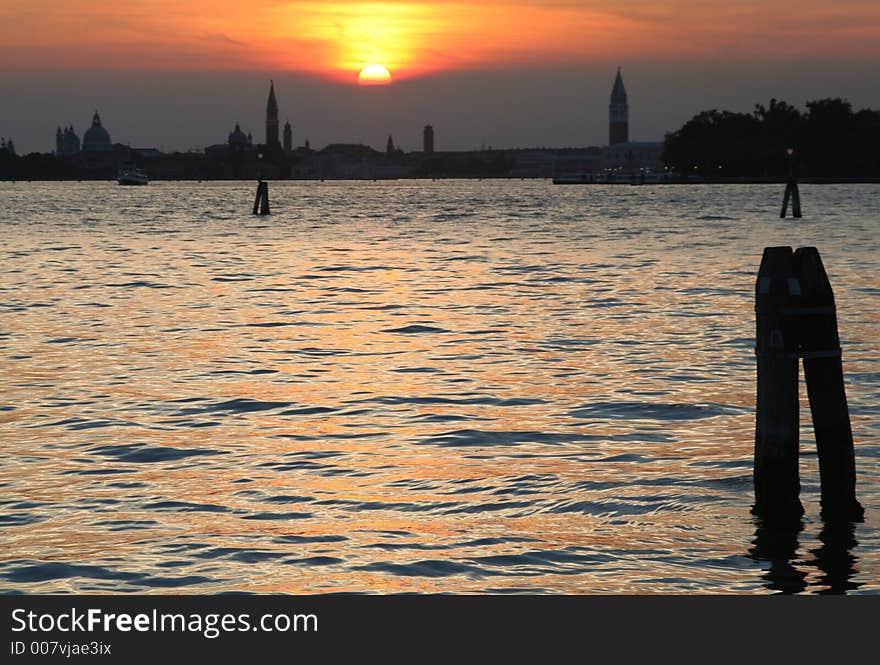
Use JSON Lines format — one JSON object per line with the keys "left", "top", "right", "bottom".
{"left": 82, "top": 111, "right": 112, "bottom": 152}
{"left": 228, "top": 123, "right": 249, "bottom": 146}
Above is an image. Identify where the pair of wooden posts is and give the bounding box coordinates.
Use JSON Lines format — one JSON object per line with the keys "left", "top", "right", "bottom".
{"left": 253, "top": 180, "right": 270, "bottom": 215}
{"left": 754, "top": 246, "right": 863, "bottom": 522}
{"left": 780, "top": 180, "right": 801, "bottom": 218}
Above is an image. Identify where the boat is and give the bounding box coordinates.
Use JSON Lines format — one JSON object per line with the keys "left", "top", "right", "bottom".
{"left": 594, "top": 172, "right": 637, "bottom": 184}
{"left": 553, "top": 171, "right": 672, "bottom": 185}
{"left": 552, "top": 173, "right": 594, "bottom": 185}
{"left": 117, "top": 161, "right": 148, "bottom": 185}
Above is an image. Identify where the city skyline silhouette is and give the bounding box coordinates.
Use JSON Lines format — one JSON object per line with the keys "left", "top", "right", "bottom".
{"left": 2, "top": 1, "right": 880, "bottom": 153}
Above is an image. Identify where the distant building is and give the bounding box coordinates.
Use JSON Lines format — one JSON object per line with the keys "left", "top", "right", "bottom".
{"left": 131, "top": 148, "right": 163, "bottom": 159}
{"left": 386, "top": 135, "right": 395, "bottom": 156}
{"left": 423, "top": 125, "right": 434, "bottom": 154}
{"left": 227, "top": 122, "right": 252, "bottom": 154}
{"left": 82, "top": 111, "right": 112, "bottom": 152}
{"left": 508, "top": 148, "right": 602, "bottom": 178}
{"left": 601, "top": 141, "right": 664, "bottom": 173}
{"left": 265, "top": 81, "right": 279, "bottom": 146}
{"left": 205, "top": 122, "right": 254, "bottom": 160}
{"left": 55, "top": 126, "right": 81, "bottom": 157}
{"left": 204, "top": 143, "right": 228, "bottom": 159}
{"left": 1, "top": 137, "right": 16, "bottom": 157}
{"left": 600, "top": 68, "right": 664, "bottom": 174}
{"left": 316, "top": 144, "right": 381, "bottom": 179}
{"left": 283, "top": 120, "right": 292, "bottom": 153}
{"left": 609, "top": 67, "right": 628, "bottom": 145}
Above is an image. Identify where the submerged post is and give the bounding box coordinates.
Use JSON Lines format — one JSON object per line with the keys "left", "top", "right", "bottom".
{"left": 793, "top": 247, "right": 863, "bottom": 521}
{"left": 754, "top": 246, "right": 803, "bottom": 521}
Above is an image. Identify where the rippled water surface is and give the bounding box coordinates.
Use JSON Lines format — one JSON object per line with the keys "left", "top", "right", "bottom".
{"left": 1, "top": 181, "right": 878, "bottom": 593}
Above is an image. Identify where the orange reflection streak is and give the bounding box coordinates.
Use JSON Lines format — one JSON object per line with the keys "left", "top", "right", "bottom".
{"left": 2, "top": 181, "right": 879, "bottom": 594}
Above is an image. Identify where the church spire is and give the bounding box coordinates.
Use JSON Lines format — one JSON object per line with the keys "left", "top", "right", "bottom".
{"left": 608, "top": 67, "right": 629, "bottom": 145}
{"left": 611, "top": 66, "right": 627, "bottom": 103}
{"left": 267, "top": 80, "right": 278, "bottom": 113}
{"left": 265, "top": 80, "right": 279, "bottom": 146}
{"left": 283, "top": 120, "right": 292, "bottom": 153}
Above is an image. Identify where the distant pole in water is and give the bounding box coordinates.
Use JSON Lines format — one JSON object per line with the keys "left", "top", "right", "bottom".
{"left": 253, "top": 152, "right": 270, "bottom": 215}
{"left": 253, "top": 180, "right": 270, "bottom": 215}
{"left": 753, "top": 247, "right": 862, "bottom": 522}
{"left": 780, "top": 148, "right": 802, "bottom": 218}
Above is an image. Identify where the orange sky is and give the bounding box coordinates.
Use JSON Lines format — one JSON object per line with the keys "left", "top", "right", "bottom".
{"left": 2, "top": 1, "right": 880, "bottom": 82}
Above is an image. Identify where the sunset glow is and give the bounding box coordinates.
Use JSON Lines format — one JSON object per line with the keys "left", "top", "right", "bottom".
{"left": 3, "top": 1, "right": 879, "bottom": 78}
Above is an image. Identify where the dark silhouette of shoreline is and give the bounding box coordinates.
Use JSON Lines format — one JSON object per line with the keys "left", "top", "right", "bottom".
{"left": 2, "top": 96, "right": 879, "bottom": 182}
{"left": 665, "top": 97, "right": 880, "bottom": 179}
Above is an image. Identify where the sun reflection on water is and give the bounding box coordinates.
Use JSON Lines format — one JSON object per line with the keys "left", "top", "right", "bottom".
{"left": 0, "top": 181, "right": 878, "bottom": 593}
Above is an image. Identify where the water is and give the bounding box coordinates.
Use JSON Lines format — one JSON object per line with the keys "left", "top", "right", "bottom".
{"left": 1, "top": 180, "right": 878, "bottom": 594}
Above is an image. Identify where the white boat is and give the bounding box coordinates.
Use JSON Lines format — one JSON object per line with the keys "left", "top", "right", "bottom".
{"left": 117, "top": 161, "right": 148, "bottom": 185}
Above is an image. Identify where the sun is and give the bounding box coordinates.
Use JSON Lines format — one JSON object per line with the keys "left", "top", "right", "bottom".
{"left": 358, "top": 64, "right": 392, "bottom": 85}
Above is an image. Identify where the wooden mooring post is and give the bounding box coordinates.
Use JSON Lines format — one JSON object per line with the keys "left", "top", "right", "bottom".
{"left": 794, "top": 247, "right": 863, "bottom": 520}
{"left": 253, "top": 180, "right": 270, "bottom": 215}
{"left": 780, "top": 148, "right": 802, "bottom": 218}
{"left": 780, "top": 181, "right": 802, "bottom": 219}
{"left": 754, "top": 247, "right": 802, "bottom": 520}
{"left": 753, "top": 246, "right": 863, "bottom": 522}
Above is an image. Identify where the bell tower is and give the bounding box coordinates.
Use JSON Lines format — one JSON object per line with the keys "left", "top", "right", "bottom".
{"left": 283, "top": 120, "right": 292, "bottom": 153}
{"left": 266, "top": 80, "right": 279, "bottom": 146}
{"left": 609, "top": 67, "right": 628, "bottom": 145}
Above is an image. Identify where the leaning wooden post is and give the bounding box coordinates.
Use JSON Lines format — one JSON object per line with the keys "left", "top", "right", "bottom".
{"left": 252, "top": 150, "right": 270, "bottom": 216}
{"left": 252, "top": 180, "right": 270, "bottom": 215}
{"left": 791, "top": 181, "right": 802, "bottom": 218}
{"left": 793, "top": 247, "right": 863, "bottom": 521}
{"left": 754, "top": 246, "right": 803, "bottom": 521}
{"left": 780, "top": 184, "right": 792, "bottom": 219}
{"left": 253, "top": 180, "right": 262, "bottom": 214}
{"left": 259, "top": 181, "right": 270, "bottom": 215}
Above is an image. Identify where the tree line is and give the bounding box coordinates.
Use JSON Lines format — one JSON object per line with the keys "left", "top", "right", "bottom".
{"left": 663, "top": 98, "right": 880, "bottom": 177}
